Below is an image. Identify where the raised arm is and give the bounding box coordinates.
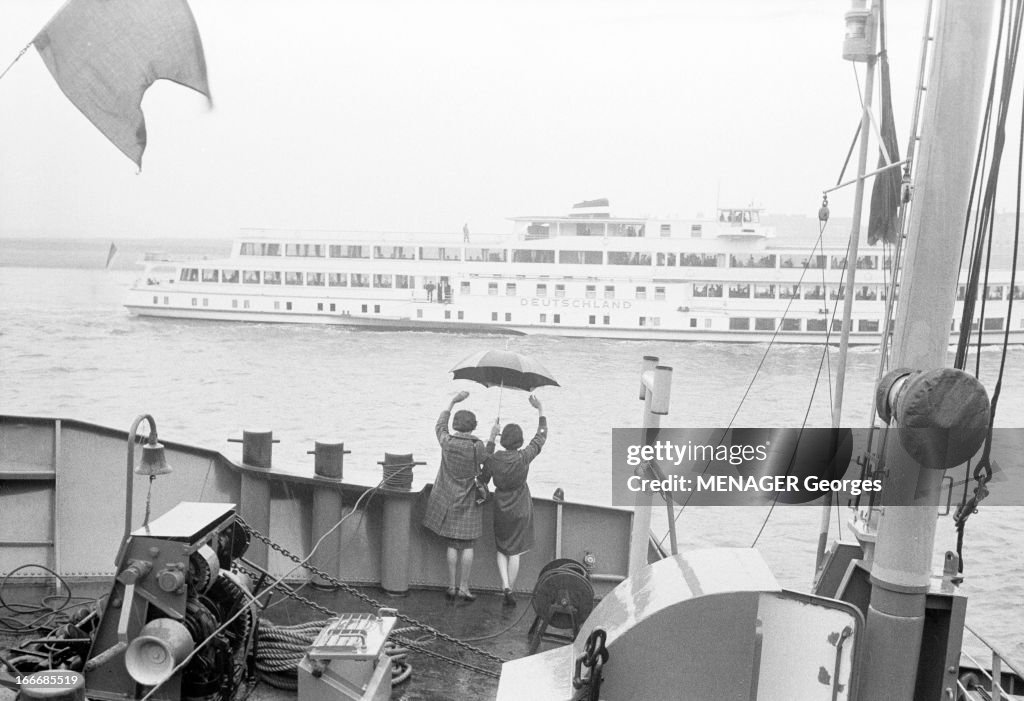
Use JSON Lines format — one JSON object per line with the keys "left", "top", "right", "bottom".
{"left": 522, "top": 395, "right": 548, "bottom": 462}
{"left": 436, "top": 391, "right": 470, "bottom": 444}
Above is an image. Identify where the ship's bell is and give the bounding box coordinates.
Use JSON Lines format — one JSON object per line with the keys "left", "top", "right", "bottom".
{"left": 135, "top": 438, "right": 173, "bottom": 476}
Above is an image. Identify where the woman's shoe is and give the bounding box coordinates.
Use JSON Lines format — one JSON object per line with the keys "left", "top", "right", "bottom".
{"left": 502, "top": 588, "right": 516, "bottom": 607}
{"left": 445, "top": 588, "right": 457, "bottom": 600}
{"left": 457, "top": 589, "right": 477, "bottom": 602}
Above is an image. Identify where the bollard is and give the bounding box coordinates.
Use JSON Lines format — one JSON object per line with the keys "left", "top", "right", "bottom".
{"left": 229, "top": 430, "right": 279, "bottom": 569}
{"left": 378, "top": 453, "right": 425, "bottom": 595}
{"left": 308, "top": 442, "right": 350, "bottom": 588}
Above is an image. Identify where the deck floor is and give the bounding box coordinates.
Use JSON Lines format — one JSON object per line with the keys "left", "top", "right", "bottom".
{"left": 1, "top": 581, "right": 567, "bottom": 701}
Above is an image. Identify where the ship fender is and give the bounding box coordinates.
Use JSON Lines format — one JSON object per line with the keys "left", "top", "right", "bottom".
{"left": 875, "top": 368, "right": 990, "bottom": 469}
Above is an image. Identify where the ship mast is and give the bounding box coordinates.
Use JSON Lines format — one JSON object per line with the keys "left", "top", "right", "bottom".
{"left": 856, "top": 1, "right": 997, "bottom": 698}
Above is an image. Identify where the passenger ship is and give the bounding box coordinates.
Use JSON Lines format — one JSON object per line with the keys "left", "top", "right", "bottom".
{"left": 125, "top": 201, "right": 1024, "bottom": 344}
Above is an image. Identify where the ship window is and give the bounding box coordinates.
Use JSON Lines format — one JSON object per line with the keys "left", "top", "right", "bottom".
{"left": 330, "top": 303, "right": 336, "bottom": 311}
{"left": 512, "top": 249, "right": 555, "bottom": 263}
{"left": 755, "top": 318, "right": 775, "bottom": 331}
{"left": 286, "top": 243, "right": 325, "bottom": 257}
{"left": 329, "top": 273, "right": 348, "bottom": 287}
{"left": 780, "top": 254, "right": 826, "bottom": 269}
{"left": 555, "top": 284, "right": 566, "bottom": 298}
{"left": 856, "top": 255, "right": 878, "bottom": 270}
{"left": 829, "top": 286, "right": 846, "bottom": 300}
{"left": 152, "top": 296, "right": 158, "bottom": 304}
{"left": 636, "top": 286, "right": 647, "bottom": 300}
{"left": 243, "top": 270, "right": 260, "bottom": 284}
{"left": 420, "top": 246, "right": 461, "bottom": 261}
{"left": 781, "top": 318, "right": 801, "bottom": 331}
{"left": 608, "top": 251, "right": 652, "bottom": 266}
{"left": 804, "top": 285, "right": 825, "bottom": 300}
{"left": 361, "top": 304, "right": 368, "bottom": 313}
{"left": 691, "top": 224, "right": 702, "bottom": 237}
{"left": 559, "top": 250, "right": 603, "bottom": 265}
{"left": 163, "top": 296, "right": 169, "bottom": 304}
{"left": 445, "top": 310, "right": 451, "bottom": 319}
{"left": 181, "top": 268, "right": 199, "bottom": 282}
{"left": 374, "top": 274, "right": 393, "bottom": 288}
{"left": 506, "top": 283, "right": 517, "bottom": 296}
{"left": 575, "top": 223, "right": 594, "bottom": 236}
{"left": 586, "top": 285, "right": 596, "bottom": 299}
{"left": 262, "top": 243, "right": 281, "bottom": 256}
{"left": 505, "top": 313, "right": 512, "bottom": 322}
{"left": 458, "top": 311, "right": 464, "bottom": 320}
{"left": 240, "top": 242, "right": 256, "bottom": 255}
{"left": 957, "top": 285, "right": 967, "bottom": 301}
{"left": 660, "top": 224, "right": 671, "bottom": 237}
{"left": 689, "top": 318, "right": 697, "bottom": 328}
{"left": 317, "top": 302, "right": 323, "bottom": 311}
{"left": 604, "top": 286, "right": 615, "bottom": 299}
{"left": 284, "top": 301, "right": 291, "bottom": 310}
{"left": 396, "top": 275, "right": 412, "bottom": 289}
{"left": 589, "top": 315, "right": 596, "bottom": 324}
{"left": 330, "top": 245, "right": 369, "bottom": 259}
{"left": 693, "top": 283, "right": 722, "bottom": 298}
{"left": 274, "top": 301, "right": 280, "bottom": 310}
{"left": 679, "top": 253, "right": 719, "bottom": 267}
{"left": 986, "top": 285, "right": 1004, "bottom": 300}
{"left": 374, "top": 245, "right": 415, "bottom": 260}
{"left": 492, "top": 312, "right": 498, "bottom": 321}
{"left": 729, "top": 317, "right": 750, "bottom": 330}
{"left": 984, "top": 317, "right": 1004, "bottom": 330}
{"left": 859, "top": 319, "right": 880, "bottom": 332}
{"left": 307, "top": 272, "right": 325, "bottom": 286}
{"left": 537, "top": 283, "right": 547, "bottom": 297}
{"left": 780, "top": 284, "right": 799, "bottom": 299}
{"left": 465, "top": 247, "right": 507, "bottom": 262}
{"left": 351, "top": 273, "right": 369, "bottom": 287}
{"left": 285, "top": 272, "right": 303, "bottom": 285}
{"left": 554, "top": 314, "right": 561, "bottom": 323}
{"left": 855, "top": 286, "right": 876, "bottom": 300}
{"left": 540, "top": 313, "right": 547, "bottom": 323}
{"left": 603, "top": 315, "right": 610, "bottom": 325}
{"left": 461, "top": 281, "right": 471, "bottom": 294}
{"left": 263, "top": 271, "right": 281, "bottom": 284}
{"left": 243, "top": 300, "right": 250, "bottom": 309}
{"left": 656, "top": 252, "right": 678, "bottom": 266}
{"left": 728, "top": 284, "right": 750, "bottom": 298}
{"left": 222, "top": 270, "right": 239, "bottom": 283}
{"left": 831, "top": 319, "right": 845, "bottom": 332}
{"left": 488, "top": 283, "right": 498, "bottom": 295}
{"left": 654, "top": 286, "right": 666, "bottom": 300}
{"left": 830, "top": 255, "right": 848, "bottom": 270}
{"left": 1014, "top": 286, "right": 1024, "bottom": 300}
{"left": 807, "top": 318, "right": 827, "bottom": 331}
{"left": 754, "top": 284, "right": 775, "bottom": 299}
{"left": 730, "top": 254, "right": 776, "bottom": 269}
{"left": 639, "top": 317, "right": 647, "bottom": 327}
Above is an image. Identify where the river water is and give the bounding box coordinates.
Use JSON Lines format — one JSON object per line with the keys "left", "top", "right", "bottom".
{"left": 0, "top": 250, "right": 1021, "bottom": 661}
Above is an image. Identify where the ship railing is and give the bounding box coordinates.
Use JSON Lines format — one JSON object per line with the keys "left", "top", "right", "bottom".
{"left": 142, "top": 252, "right": 211, "bottom": 263}
{"left": 958, "top": 623, "right": 1024, "bottom": 700}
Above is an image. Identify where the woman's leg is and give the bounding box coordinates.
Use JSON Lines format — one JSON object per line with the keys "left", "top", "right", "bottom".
{"left": 458, "top": 548, "right": 475, "bottom": 593}
{"left": 446, "top": 547, "right": 458, "bottom": 592}
{"left": 508, "top": 554, "right": 521, "bottom": 589}
{"left": 496, "top": 552, "right": 510, "bottom": 590}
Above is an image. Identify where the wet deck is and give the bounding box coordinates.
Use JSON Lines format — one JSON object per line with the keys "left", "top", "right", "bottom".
{"left": 0, "top": 580, "right": 566, "bottom": 701}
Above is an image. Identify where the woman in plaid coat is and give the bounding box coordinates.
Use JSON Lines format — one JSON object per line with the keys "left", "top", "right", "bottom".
{"left": 423, "top": 391, "right": 497, "bottom": 601}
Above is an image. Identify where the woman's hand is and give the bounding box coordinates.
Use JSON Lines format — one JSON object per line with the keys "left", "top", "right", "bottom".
{"left": 529, "top": 394, "right": 542, "bottom": 412}
{"left": 450, "top": 390, "right": 470, "bottom": 407}
{"left": 489, "top": 418, "right": 501, "bottom": 441}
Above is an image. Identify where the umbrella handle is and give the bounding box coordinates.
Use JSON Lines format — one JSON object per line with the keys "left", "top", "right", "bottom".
{"left": 496, "top": 380, "right": 504, "bottom": 421}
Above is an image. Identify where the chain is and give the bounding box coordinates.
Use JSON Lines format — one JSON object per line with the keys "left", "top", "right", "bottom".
{"left": 572, "top": 628, "right": 608, "bottom": 701}
{"left": 236, "top": 516, "right": 505, "bottom": 676}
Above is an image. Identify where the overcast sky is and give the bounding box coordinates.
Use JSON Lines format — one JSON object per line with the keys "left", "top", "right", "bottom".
{"left": 1, "top": 0, "right": 1003, "bottom": 239}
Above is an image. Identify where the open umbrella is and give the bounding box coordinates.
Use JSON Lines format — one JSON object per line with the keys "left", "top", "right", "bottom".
{"left": 451, "top": 349, "right": 559, "bottom": 391}
{"left": 450, "top": 349, "right": 559, "bottom": 417}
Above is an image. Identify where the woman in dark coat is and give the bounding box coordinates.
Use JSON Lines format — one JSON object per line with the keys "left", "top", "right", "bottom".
{"left": 481, "top": 394, "right": 547, "bottom": 606}
{"left": 423, "top": 391, "right": 496, "bottom": 601}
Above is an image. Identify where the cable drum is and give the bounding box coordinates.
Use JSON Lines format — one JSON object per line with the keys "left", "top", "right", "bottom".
{"left": 531, "top": 560, "right": 595, "bottom": 632}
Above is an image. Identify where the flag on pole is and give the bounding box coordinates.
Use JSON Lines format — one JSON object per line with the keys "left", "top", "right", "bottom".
{"left": 33, "top": 0, "right": 211, "bottom": 169}
{"left": 105, "top": 242, "right": 118, "bottom": 269}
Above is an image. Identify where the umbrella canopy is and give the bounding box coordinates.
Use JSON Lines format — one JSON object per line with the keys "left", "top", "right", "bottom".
{"left": 451, "top": 349, "right": 559, "bottom": 392}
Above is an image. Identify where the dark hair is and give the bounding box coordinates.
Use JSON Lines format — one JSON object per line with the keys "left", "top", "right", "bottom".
{"left": 500, "top": 423, "right": 524, "bottom": 450}
{"left": 452, "top": 409, "right": 477, "bottom": 432}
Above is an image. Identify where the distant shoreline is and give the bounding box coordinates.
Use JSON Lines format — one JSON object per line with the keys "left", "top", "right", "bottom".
{"left": 0, "top": 238, "right": 232, "bottom": 271}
